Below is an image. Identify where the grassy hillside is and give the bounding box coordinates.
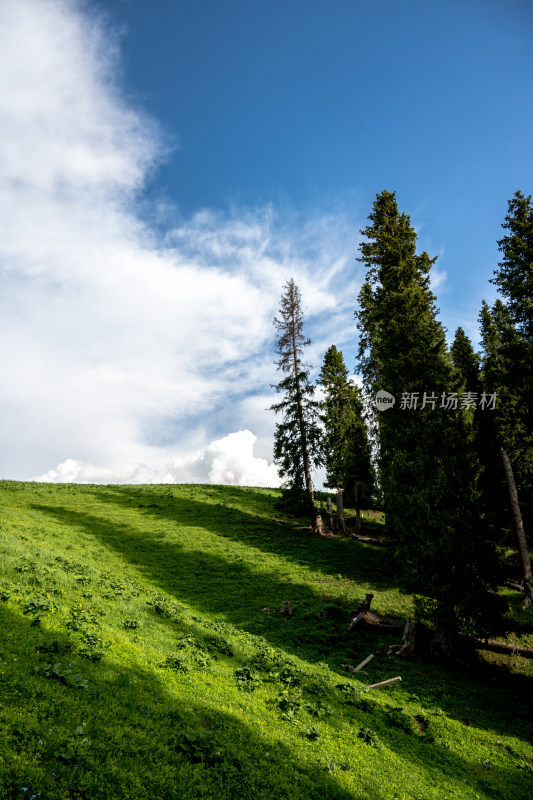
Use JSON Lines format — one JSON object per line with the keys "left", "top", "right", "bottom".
{"left": 0, "top": 481, "right": 532, "bottom": 800}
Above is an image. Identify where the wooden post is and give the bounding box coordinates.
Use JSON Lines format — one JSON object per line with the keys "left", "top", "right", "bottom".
{"left": 353, "top": 653, "right": 374, "bottom": 672}
{"left": 367, "top": 676, "right": 402, "bottom": 689}
{"left": 336, "top": 488, "right": 346, "bottom": 533}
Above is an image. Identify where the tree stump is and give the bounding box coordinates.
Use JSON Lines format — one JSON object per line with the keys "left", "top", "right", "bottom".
{"left": 279, "top": 600, "right": 293, "bottom": 618}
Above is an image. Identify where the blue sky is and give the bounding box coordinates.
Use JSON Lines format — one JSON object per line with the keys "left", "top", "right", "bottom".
{"left": 0, "top": 0, "right": 532, "bottom": 484}
{"left": 108, "top": 0, "right": 533, "bottom": 313}
{"left": 101, "top": 0, "right": 533, "bottom": 344}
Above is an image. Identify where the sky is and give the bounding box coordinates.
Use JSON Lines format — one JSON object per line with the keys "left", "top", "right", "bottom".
{"left": 1, "top": 0, "right": 532, "bottom": 486}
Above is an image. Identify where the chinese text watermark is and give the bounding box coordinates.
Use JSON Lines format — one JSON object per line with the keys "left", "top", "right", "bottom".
{"left": 374, "top": 391, "right": 497, "bottom": 411}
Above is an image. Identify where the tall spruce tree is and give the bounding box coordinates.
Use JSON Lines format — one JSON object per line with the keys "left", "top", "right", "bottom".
{"left": 491, "top": 191, "right": 533, "bottom": 510}
{"left": 318, "top": 345, "right": 352, "bottom": 489}
{"left": 318, "top": 345, "right": 374, "bottom": 531}
{"left": 478, "top": 191, "right": 533, "bottom": 606}
{"left": 356, "top": 190, "right": 503, "bottom": 653}
{"left": 270, "top": 278, "right": 324, "bottom": 533}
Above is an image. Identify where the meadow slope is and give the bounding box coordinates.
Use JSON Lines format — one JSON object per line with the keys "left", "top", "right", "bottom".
{"left": 0, "top": 481, "right": 532, "bottom": 800}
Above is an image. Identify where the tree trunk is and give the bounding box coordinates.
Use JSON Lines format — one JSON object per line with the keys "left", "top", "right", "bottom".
{"left": 336, "top": 488, "right": 346, "bottom": 533}
{"left": 354, "top": 484, "right": 362, "bottom": 535}
{"left": 429, "top": 627, "right": 456, "bottom": 660}
{"left": 326, "top": 496, "right": 334, "bottom": 530}
{"left": 500, "top": 446, "right": 533, "bottom": 608}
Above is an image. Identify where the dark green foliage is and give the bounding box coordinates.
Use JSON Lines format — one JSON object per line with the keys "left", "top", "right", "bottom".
{"left": 450, "top": 326, "right": 481, "bottom": 394}
{"left": 318, "top": 345, "right": 374, "bottom": 506}
{"left": 492, "top": 190, "right": 533, "bottom": 340}
{"left": 233, "top": 666, "right": 260, "bottom": 691}
{"left": 0, "top": 585, "right": 11, "bottom": 602}
{"left": 450, "top": 326, "right": 507, "bottom": 542}
{"left": 358, "top": 726, "right": 380, "bottom": 746}
{"left": 479, "top": 191, "right": 533, "bottom": 535}
{"left": 77, "top": 631, "right": 110, "bottom": 661}
{"left": 205, "top": 636, "right": 234, "bottom": 656}
{"left": 278, "top": 663, "right": 306, "bottom": 686}
{"left": 385, "top": 705, "right": 414, "bottom": 734}
{"left": 303, "top": 698, "right": 333, "bottom": 718}
{"left": 276, "top": 689, "right": 302, "bottom": 721}
{"left": 66, "top": 603, "right": 99, "bottom": 630}
{"left": 146, "top": 592, "right": 183, "bottom": 619}
{"left": 172, "top": 727, "right": 220, "bottom": 763}
{"left": 303, "top": 724, "right": 320, "bottom": 740}
{"left": 34, "top": 658, "right": 89, "bottom": 688}
{"left": 170, "top": 636, "right": 213, "bottom": 668}
{"left": 318, "top": 344, "right": 352, "bottom": 489}
{"left": 161, "top": 653, "right": 189, "bottom": 671}
{"left": 36, "top": 638, "right": 72, "bottom": 656}
{"left": 53, "top": 724, "right": 91, "bottom": 763}
{"left": 275, "top": 485, "right": 315, "bottom": 516}
{"left": 355, "top": 190, "right": 504, "bottom": 641}
{"left": 23, "top": 594, "right": 57, "bottom": 617}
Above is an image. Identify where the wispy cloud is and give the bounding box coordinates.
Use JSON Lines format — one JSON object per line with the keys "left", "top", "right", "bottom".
{"left": 0, "top": 0, "right": 363, "bottom": 484}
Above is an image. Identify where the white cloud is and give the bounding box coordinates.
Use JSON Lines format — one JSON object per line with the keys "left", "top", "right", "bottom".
{"left": 0, "top": 0, "right": 363, "bottom": 484}
{"left": 34, "top": 430, "right": 280, "bottom": 487}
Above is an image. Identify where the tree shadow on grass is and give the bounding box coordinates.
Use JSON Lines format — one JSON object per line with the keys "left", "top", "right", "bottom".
{"left": 28, "top": 490, "right": 533, "bottom": 752}
{"left": 30, "top": 499, "right": 376, "bottom": 672}
{"left": 90, "top": 484, "right": 401, "bottom": 593}
{"left": 0, "top": 603, "right": 370, "bottom": 800}
{"left": 1, "top": 602, "right": 531, "bottom": 800}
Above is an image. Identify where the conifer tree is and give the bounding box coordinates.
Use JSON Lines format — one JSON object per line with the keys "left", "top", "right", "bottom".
{"left": 355, "top": 190, "right": 503, "bottom": 653}
{"left": 318, "top": 345, "right": 374, "bottom": 531}
{"left": 478, "top": 190, "right": 533, "bottom": 605}
{"left": 270, "top": 279, "right": 324, "bottom": 533}
{"left": 490, "top": 191, "right": 533, "bottom": 508}
{"left": 450, "top": 327, "right": 481, "bottom": 394}
{"left": 318, "top": 345, "right": 352, "bottom": 489}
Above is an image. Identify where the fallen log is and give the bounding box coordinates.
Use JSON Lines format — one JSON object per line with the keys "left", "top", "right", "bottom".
{"left": 505, "top": 581, "right": 525, "bottom": 593}
{"left": 473, "top": 638, "right": 533, "bottom": 658}
{"left": 348, "top": 531, "right": 385, "bottom": 546}
{"left": 348, "top": 593, "right": 533, "bottom": 661}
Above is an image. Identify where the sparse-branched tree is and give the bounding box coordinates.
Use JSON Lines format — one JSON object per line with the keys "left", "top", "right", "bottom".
{"left": 270, "top": 279, "right": 324, "bottom": 533}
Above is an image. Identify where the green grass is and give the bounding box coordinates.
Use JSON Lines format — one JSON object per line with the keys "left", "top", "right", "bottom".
{"left": 0, "top": 480, "right": 532, "bottom": 800}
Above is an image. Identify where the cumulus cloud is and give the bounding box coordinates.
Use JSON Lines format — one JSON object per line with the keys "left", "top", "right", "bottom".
{"left": 34, "top": 430, "right": 280, "bottom": 487}
{"left": 0, "top": 0, "right": 363, "bottom": 485}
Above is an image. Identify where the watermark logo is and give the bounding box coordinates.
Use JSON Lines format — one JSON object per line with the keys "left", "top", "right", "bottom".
{"left": 374, "top": 390, "right": 396, "bottom": 411}
{"left": 374, "top": 389, "right": 497, "bottom": 411}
